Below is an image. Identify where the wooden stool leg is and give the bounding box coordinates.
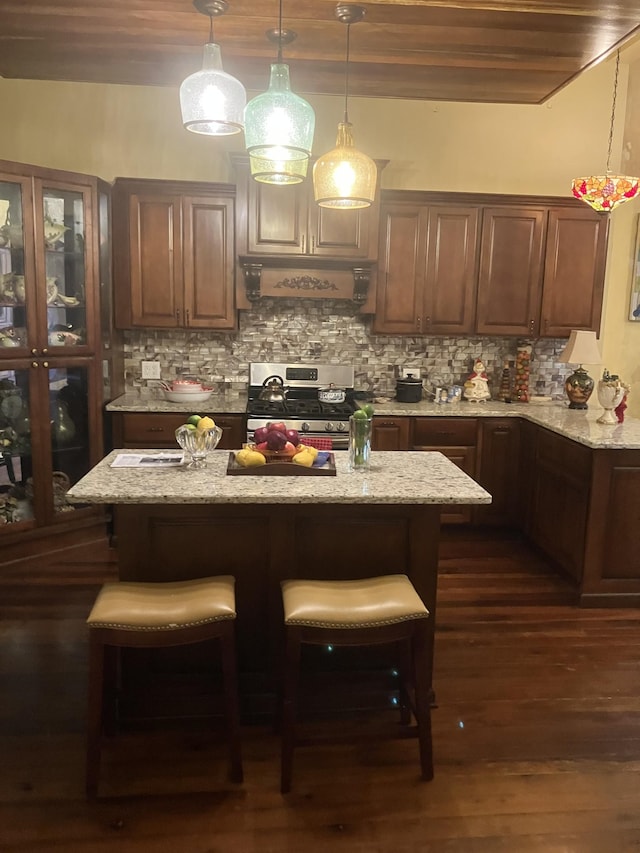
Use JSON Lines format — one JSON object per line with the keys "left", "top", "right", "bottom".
{"left": 397, "top": 638, "right": 413, "bottom": 726}
{"left": 86, "top": 634, "right": 106, "bottom": 799}
{"left": 280, "top": 626, "right": 302, "bottom": 794}
{"left": 219, "top": 624, "right": 243, "bottom": 784}
{"left": 413, "top": 620, "right": 434, "bottom": 781}
{"left": 102, "top": 644, "right": 119, "bottom": 737}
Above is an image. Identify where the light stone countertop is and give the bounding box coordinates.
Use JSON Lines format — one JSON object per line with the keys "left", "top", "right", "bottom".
{"left": 105, "top": 393, "right": 640, "bottom": 450}
{"left": 106, "top": 391, "right": 246, "bottom": 415}
{"left": 67, "top": 450, "right": 492, "bottom": 507}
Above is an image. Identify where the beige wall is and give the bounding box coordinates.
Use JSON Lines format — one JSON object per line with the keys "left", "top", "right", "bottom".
{"left": 2, "top": 56, "right": 638, "bottom": 414}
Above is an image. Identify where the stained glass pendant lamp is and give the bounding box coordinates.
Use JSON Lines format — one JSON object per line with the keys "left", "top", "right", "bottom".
{"left": 244, "top": 0, "right": 315, "bottom": 184}
{"left": 572, "top": 51, "right": 640, "bottom": 213}
{"left": 180, "top": 0, "right": 246, "bottom": 136}
{"left": 313, "top": 4, "right": 377, "bottom": 209}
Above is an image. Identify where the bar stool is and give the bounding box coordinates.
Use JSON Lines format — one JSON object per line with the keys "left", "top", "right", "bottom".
{"left": 85, "top": 575, "right": 242, "bottom": 798}
{"left": 280, "top": 574, "right": 433, "bottom": 793}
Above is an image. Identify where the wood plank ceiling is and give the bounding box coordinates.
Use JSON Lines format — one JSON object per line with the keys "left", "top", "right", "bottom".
{"left": 1, "top": 1, "right": 640, "bottom": 104}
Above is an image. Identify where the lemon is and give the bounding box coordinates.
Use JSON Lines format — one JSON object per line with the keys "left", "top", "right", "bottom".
{"left": 197, "top": 416, "right": 215, "bottom": 431}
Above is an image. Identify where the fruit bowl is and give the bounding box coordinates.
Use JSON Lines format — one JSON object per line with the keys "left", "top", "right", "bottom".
{"left": 175, "top": 425, "right": 223, "bottom": 469}
{"left": 246, "top": 444, "right": 295, "bottom": 464}
{"left": 164, "top": 389, "right": 213, "bottom": 404}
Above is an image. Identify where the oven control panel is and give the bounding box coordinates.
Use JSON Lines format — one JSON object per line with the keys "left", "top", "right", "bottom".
{"left": 286, "top": 367, "right": 318, "bottom": 382}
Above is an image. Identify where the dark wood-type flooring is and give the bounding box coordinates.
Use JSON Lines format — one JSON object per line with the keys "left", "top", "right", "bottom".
{"left": 2, "top": 528, "right": 640, "bottom": 852}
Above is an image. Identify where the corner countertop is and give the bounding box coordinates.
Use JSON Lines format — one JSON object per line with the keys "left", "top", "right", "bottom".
{"left": 371, "top": 400, "right": 640, "bottom": 450}
{"left": 105, "top": 392, "right": 640, "bottom": 450}
{"left": 67, "top": 450, "right": 492, "bottom": 506}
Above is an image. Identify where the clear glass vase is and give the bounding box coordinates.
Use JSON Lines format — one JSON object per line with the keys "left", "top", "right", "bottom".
{"left": 348, "top": 415, "right": 372, "bottom": 472}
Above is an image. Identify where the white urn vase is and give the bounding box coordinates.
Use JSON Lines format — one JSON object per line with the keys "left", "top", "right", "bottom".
{"left": 596, "top": 379, "right": 625, "bottom": 425}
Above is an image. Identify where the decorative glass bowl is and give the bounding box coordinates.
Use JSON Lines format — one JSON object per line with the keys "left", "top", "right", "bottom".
{"left": 175, "top": 425, "right": 223, "bottom": 469}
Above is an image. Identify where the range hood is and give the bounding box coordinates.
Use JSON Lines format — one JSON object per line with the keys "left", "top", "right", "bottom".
{"left": 238, "top": 255, "right": 374, "bottom": 305}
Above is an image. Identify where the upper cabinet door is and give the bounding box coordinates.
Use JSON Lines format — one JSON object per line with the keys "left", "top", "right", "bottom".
{"left": 423, "top": 205, "right": 479, "bottom": 335}
{"left": 183, "top": 195, "right": 236, "bottom": 329}
{"left": 373, "top": 202, "right": 427, "bottom": 334}
{"left": 0, "top": 173, "right": 37, "bottom": 357}
{"left": 128, "top": 192, "right": 183, "bottom": 328}
{"left": 245, "top": 180, "right": 307, "bottom": 255}
{"left": 34, "top": 179, "right": 95, "bottom": 353}
{"left": 476, "top": 206, "right": 545, "bottom": 337}
{"left": 540, "top": 207, "right": 609, "bottom": 337}
{"left": 309, "top": 204, "right": 378, "bottom": 259}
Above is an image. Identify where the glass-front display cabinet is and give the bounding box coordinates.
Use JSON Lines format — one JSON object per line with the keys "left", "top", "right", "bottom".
{"left": 0, "top": 161, "right": 107, "bottom": 557}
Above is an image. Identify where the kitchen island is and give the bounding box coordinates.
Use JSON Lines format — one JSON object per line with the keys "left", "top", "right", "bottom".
{"left": 68, "top": 450, "right": 490, "bottom": 716}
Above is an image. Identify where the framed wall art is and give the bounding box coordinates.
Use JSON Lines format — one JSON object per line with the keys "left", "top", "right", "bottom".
{"left": 630, "top": 215, "right": 640, "bottom": 320}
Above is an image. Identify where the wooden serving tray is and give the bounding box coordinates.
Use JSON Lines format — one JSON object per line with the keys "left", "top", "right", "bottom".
{"left": 226, "top": 452, "right": 336, "bottom": 476}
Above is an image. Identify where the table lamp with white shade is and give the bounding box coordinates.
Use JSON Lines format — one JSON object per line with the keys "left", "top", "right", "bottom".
{"left": 557, "top": 330, "right": 602, "bottom": 409}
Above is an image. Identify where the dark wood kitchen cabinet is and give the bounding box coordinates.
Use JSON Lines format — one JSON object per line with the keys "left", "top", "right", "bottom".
{"left": 371, "top": 416, "right": 411, "bottom": 450}
{"left": 474, "top": 418, "right": 520, "bottom": 526}
{"left": 373, "top": 194, "right": 480, "bottom": 335}
{"left": 233, "top": 156, "right": 383, "bottom": 262}
{"left": 476, "top": 202, "right": 608, "bottom": 337}
{"left": 528, "top": 427, "right": 592, "bottom": 583}
{"left": 113, "top": 178, "right": 236, "bottom": 331}
{"left": 412, "top": 418, "right": 477, "bottom": 524}
{"left": 111, "top": 412, "right": 245, "bottom": 451}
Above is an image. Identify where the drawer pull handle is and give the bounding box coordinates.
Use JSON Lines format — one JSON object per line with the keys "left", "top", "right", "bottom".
{"left": 147, "top": 427, "right": 165, "bottom": 433}
{"left": 435, "top": 431, "right": 454, "bottom": 437}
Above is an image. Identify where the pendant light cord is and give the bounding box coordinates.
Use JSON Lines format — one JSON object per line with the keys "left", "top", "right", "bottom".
{"left": 208, "top": 12, "right": 214, "bottom": 44}
{"left": 606, "top": 51, "right": 620, "bottom": 174}
{"left": 277, "top": 0, "right": 283, "bottom": 62}
{"left": 343, "top": 22, "right": 351, "bottom": 124}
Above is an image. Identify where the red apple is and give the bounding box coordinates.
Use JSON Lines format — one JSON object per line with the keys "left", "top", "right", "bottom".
{"left": 253, "top": 426, "right": 269, "bottom": 444}
{"left": 284, "top": 428, "right": 299, "bottom": 447}
{"left": 281, "top": 441, "right": 297, "bottom": 457}
{"left": 256, "top": 441, "right": 269, "bottom": 452}
{"left": 266, "top": 430, "right": 287, "bottom": 451}
{"left": 268, "top": 421, "right": 287, "bottom": 434}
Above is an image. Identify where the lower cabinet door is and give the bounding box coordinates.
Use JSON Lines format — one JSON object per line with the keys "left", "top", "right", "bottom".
{"left": 413, "top": 444, "right": 476, "bottom": 524}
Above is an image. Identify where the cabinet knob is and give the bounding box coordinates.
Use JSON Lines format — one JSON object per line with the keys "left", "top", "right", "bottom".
{"left": 417, "top": 316, "right": 422, "bottom": 332}
{"left": 31, "top": 348, "right": 39, "bottom": 356}
{"left": 42, "top": 361, "right": 49, "bottom": 368}
{"left": 31, "top": 361, "right": 39, "bottom": 368}
{"left": 424, "top": 316, "right": 431, "bottom": 329}
{"left": 42, "top": 347, "right": 48, "bottom": 355}
{"left": 185, "top": 309, "right": 190, "bottom": 325}
{"left": 529, "top": 318, "right": 535, "bottom": 334}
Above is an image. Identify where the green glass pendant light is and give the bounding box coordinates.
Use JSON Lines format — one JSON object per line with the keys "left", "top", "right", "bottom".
{"left": 244, "top": 0, "right": 315, "bottom": 184}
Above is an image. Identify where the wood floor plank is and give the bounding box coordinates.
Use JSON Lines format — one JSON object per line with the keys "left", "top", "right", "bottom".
{"left": 3, "top": 530, "right": 640, "bottom": 851}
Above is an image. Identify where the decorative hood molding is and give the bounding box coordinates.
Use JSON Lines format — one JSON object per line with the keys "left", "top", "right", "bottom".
{"left": 239, "top": 256, "right": 373, "bottom": 305}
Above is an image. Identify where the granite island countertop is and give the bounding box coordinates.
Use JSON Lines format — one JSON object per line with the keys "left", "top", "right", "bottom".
{"left": 67, "top": 450, "right": 492, "bottom": 507}
{"left": 106, "top": 393, "right": 640, "bottom": 450}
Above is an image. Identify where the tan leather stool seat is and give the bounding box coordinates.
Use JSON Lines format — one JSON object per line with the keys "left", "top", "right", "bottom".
{"left": 282, "top": 575, "right": 429, "bottom": 629}
{"left": 87, "top": 576, "right": 236, "bottom": 631}
{"left": 279, "top": 573, "right": 433, "bottom": 793}
{"left": 85, "top": 575, "right": 242, "bottom": 798}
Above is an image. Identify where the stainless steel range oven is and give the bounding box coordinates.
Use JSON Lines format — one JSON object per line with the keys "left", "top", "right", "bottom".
{"left": 246, "top": 362, "right": 357, "bottom": 450}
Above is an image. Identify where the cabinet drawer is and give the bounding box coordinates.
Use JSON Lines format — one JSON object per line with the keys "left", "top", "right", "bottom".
{"left": 121, "top": 413, "right": 186, "bottom": 444}
{"left": 413, "top": 418, "right": 477, "bottom": 446}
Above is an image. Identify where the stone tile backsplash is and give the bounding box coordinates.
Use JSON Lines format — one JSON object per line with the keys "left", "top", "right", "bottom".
{"left": 123, "top": 298, "right": 569, "bottom": 400}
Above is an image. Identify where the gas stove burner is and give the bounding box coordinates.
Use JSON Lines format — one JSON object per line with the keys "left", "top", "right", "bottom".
{"left": 247, "top": 398, "right": 355, "bottom": 418}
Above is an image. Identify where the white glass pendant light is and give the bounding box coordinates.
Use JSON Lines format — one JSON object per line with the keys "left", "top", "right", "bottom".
{"left": 244, "top": 0, "right": 315, "bottom": 184}
{"left": 180, "top": 0, "right": 246, "bottom": 136}
{"left": 313, "top": 4, "right": 376, "bottom": 209}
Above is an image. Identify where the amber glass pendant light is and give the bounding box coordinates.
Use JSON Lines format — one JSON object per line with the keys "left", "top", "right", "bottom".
{"left": 180, "top": 0, "right": 246, "bottom": 136}
{"left": 244, "top": 0, "right": 315, "bottom": 184}
{"left": 313, "top": 4, "right": 377, "bottom": 209}
{"left": 572, "top": 51, "right": 640, "bottom": 213}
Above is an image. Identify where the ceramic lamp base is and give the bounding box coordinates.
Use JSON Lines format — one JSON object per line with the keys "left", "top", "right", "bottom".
{"left": 597, "top": 408, "right": 619, "bottom": 425}
{"left": 564, "top": 366, "right": 594, "bottom": 410}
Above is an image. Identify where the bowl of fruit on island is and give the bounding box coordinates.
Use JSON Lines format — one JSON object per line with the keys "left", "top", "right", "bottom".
{"left": 236, "top": 422, "right": 320, "bottom": 468}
